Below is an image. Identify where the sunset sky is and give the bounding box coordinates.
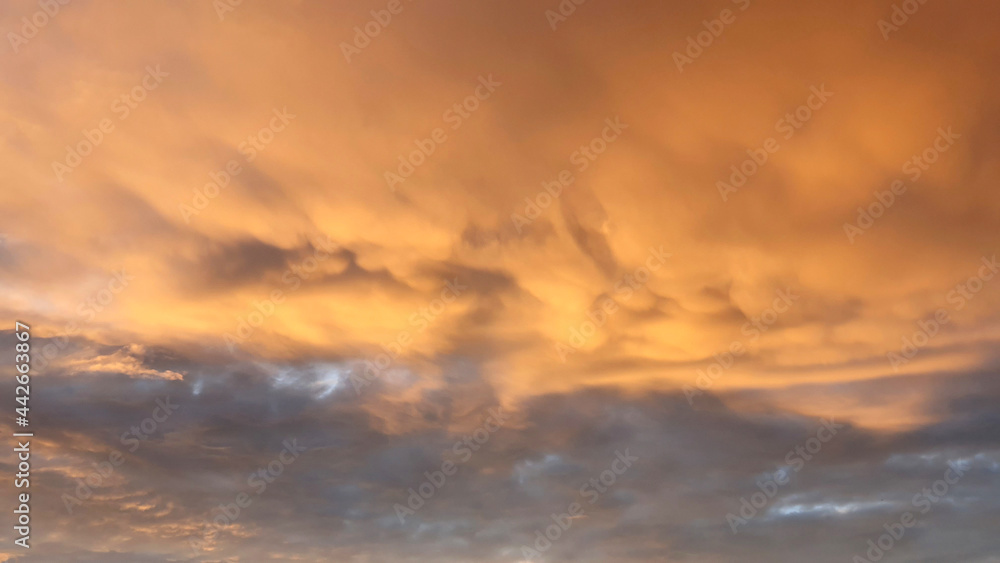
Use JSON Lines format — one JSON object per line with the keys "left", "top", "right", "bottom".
{"left": 2, "top": 0, "right": 1000, "bottom": 561}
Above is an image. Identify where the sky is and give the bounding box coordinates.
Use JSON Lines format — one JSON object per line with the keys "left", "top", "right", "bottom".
{"left": 1, "top": 0, "right": 999, "bottom": 561}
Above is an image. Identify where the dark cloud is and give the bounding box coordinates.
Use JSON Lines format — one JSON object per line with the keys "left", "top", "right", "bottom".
{"left": 3, "top": 344, "right": 999, "bottom": 562}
